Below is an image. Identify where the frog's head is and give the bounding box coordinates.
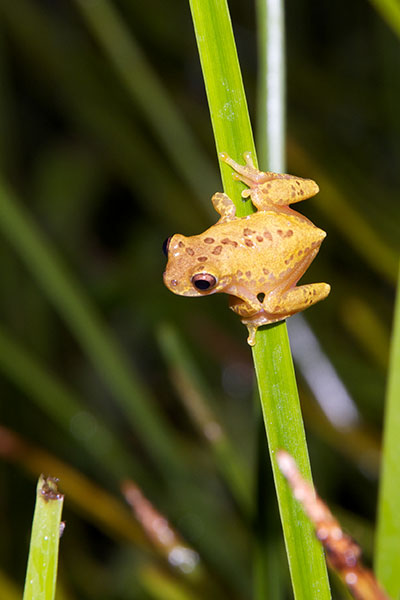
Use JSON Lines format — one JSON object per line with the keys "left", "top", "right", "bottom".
{"left": 163, "top": 233, "right": 222, "bottom": 297}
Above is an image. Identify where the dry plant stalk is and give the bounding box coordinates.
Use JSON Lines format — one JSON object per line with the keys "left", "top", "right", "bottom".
{"left": 122, "top": 480, "right": 199, "bottom": 574}
{"left": 277, "top": 450, "right": 389, "bottom": 600}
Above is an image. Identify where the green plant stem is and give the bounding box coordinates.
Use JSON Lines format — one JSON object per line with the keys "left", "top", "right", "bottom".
{"left": 253, "top": 328, "right": 330, "bottom": 598}
{"left": 23, "top": 476, "right": 64, "bottom": 600}
{"left": 375, "top": 261, "right": 400, "bottom": 598}
{"left": 189, "top": 0, "right": 256, "bottom": 215}
{"left": 188, "top": 1, "right": 330, "bottom": 597}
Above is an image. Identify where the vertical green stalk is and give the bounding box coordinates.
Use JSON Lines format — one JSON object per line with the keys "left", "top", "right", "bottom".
{"left": 23, "top": 476, "right": 64, "bottom": 600}
{"left": 188, "top": 0, "right": 330, "bottom": 597}
{"left": 375, "top": 261, "right": 400, "bottom": 598}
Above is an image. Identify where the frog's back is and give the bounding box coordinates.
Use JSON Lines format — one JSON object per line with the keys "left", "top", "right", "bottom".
{"left": 211, "top": 210, "right": 325, "bottom": 261}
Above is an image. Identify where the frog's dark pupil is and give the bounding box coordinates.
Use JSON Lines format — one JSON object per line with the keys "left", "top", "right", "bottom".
{"left": 162, "top": 236, "right": 171, "bottom": 257}
{"left": 191, "top": 273, "right": 217, "bottom": 291}
{"left": 194, "top": 279, "right": 211, "bottom": 290}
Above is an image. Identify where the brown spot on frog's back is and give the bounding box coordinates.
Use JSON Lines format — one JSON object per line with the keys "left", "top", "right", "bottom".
{"left": 212, "top": 245, "right": 222, "bottom": 255}
{"left": 197, "top": 256, "right": 208, "bottom": 262}
{"left": 245, "top": 239, "right": 254, "bottom": 247}
{"left": 246, "top": 271, "right": 251, "bottom": 278}
{"left": 264, "top": 231, "right": 273, "bottom": 241}
{"left": 204, "top": 237, "right": 214, "bottom": 244}
{"left": 186, "top": 247, "right": 194, "bottom": 256}
{"left": 256, "top": 235, "right": 264, "bottom": 242}
{"left": 179, "top": 241, "right": 184, "bottom": 248}
{"left": 221, "top": 238, "right": 238, "bottom": 247}
{"left": 243, "top": 227, "right": 254, "bottom": 236}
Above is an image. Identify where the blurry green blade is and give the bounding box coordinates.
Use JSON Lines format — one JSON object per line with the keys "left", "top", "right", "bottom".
{"left": 369, "top": 0, "right": 400, "bottom": 38}
{"left": 23, "top": 476, "right": 64, "bottom": 600}
{"left": 375, "top": 261, "right": 400, "bottom": 597}
{"left": 0, "top": 174, "right": 183, "bottom": 477}
{"left": 0, "top": 324, "right": 142, "bottom": 482}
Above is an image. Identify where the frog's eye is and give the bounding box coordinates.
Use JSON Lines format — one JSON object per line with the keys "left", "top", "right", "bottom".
{"left": 162, "top": 236, "right": 171, "bottom": 257}
{"left": 191, "top": 273, "right": 217, "bottom": 291}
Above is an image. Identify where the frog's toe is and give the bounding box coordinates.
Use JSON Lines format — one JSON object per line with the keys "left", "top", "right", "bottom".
{"left": 243, "top": 152, "right": 256, "bottom": 168}
{"left": 246, "top": 326, "right": 257, "bottom": 346}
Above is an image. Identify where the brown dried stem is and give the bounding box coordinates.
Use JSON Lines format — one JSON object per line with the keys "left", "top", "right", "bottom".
{"left": 277, "top": 450, "right": 389, "bottom": 600}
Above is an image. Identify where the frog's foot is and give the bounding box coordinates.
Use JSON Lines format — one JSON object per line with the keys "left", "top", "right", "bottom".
{"left": 211, "top": 192, "right": 237, "bottom": 223}
{"left": 240, "top": 311, "right": 281, "bottom": 346}
{"left": 220, "top": 152, "right": 272, "bottom": 188}
{"left": 264, "top": 283, "right": 331, "bottom": 317}
{"left": 246, "top": 324, "right": 257, "bottom": 346}
{"left": 220, "top": 151, "right": 319, "bottom": 211}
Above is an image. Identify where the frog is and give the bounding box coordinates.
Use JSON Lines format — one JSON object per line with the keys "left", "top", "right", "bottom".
{"left": 163, "top": 151, "right": 330, "bottom": 345}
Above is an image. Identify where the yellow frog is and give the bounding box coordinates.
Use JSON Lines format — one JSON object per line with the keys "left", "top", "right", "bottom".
{"left": 163, "top": 152, "right": 330, "bottom": 345}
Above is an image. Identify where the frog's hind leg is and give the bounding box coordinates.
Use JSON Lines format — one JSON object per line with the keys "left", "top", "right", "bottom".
{"left": 211, "top": 192, "right": 237, "bottom": 223}
{"left": 244, "top": 177, "right": 319, "bottom": 212}
{"left": 264, "top": 283, "right": 331, "bottom": 318}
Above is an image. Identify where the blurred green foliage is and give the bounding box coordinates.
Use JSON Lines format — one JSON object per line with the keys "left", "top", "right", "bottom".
{"left": 0, "top": 0, "right": 399, "bottom": 598}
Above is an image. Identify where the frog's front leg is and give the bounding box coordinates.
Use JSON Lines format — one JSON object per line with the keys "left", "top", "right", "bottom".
{"left": 228, "top": 294, "right": 264, "bottom": 346}
{"left": 220, "top": 152, "right": 319, "bottom": 211}
{"left": 211, "top": 192, "right": 237, "bottom": 223}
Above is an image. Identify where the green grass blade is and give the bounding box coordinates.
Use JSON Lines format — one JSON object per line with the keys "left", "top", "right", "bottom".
{"left": 188, "top": 1, "right": 331, "bottom": 597}
{"left": 375, "top": 261, "right": 400, "bottom": 598}
{"left": 0, "top": 174, "right": 183, "bottom": 477}
{"left": 23, "top": 475, "right": 64, "bottom": 600}
{"left": 189, "top": 0, "right": 256, "bottom": 216}
{"left": 253, "top": 328, "right": 330, "bottom": 598}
